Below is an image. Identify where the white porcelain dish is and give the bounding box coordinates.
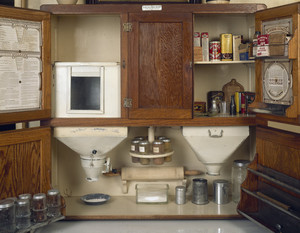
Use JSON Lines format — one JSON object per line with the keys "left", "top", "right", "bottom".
{"left": 80, "top": 193, "right": 110, "bottom": 205}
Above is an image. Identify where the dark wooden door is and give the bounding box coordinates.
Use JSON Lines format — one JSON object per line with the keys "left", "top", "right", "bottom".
{"left": 128, "top": 12, "right": 193, "bottom": 119}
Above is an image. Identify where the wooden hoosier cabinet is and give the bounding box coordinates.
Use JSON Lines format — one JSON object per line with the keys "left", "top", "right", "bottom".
{"left": 0, "top": 2, "right": 299, "bottom": 231}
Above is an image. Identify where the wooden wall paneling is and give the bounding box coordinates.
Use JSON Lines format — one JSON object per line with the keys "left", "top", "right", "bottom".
{"left": 0, "top": 127, "right": 51, "bottom": 199}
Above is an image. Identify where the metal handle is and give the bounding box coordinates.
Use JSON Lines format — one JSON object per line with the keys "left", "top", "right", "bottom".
{"left": 208, "top": 129, "right": 223, "bottom": 138}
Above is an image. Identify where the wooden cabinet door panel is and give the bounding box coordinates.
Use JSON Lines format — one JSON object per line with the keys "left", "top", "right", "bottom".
{"left": 128, "top": 13, "right": 193, "bottom": 119}
{"left": 0, "top": 127, "right": 51, "bottom": 199}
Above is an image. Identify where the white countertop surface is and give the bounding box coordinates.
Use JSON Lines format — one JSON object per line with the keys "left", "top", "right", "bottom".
{"left": 36, "top": 220, "right": 271, "bottom": 233}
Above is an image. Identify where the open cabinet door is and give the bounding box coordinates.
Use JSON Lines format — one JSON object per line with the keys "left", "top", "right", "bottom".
{"left": 238, "top": 3, "right": 300, "bottom": 232}
{"left": 0, "top": 6, "right": 51, "bottom": 199}
{"left": 250, "top": 2, "right": 300, "bottom": 124}
{"left": 0, "top": 127, "right": 51, "bottom": 199}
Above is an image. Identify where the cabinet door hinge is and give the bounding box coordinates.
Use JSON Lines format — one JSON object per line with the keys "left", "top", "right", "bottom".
{"left": 123, "top": 98, "right": 132, "bottom": 108}
{"left": 123, "top": 23, "right": 132, "bottom": 32}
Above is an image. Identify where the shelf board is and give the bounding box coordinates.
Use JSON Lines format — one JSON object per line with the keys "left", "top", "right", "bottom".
{"left": 195, "top": 61, "right": 255, "bottom": 65}
{"left": 49, "top": 115, "right": 256, "bottom": 127}
{"left": 40, "top": 3, "right": 266, "bottom": 15}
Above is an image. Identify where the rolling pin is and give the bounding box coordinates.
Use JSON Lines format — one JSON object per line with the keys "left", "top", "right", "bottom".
{"left": 121, "top": 167, "right": 202, "bottom": 181}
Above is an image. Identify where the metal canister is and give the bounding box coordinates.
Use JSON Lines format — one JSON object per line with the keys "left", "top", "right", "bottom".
{"left": 209, "top": 41, "right": 221, "bottom": 61}
{"left": 192, "top": 178, "right": 209, "bottom": 205}
{"left": 175, "top": 186, "right": 186, "bottom": 205}
{"left": 213, "top": 179, "right": 230, "bottom": 204}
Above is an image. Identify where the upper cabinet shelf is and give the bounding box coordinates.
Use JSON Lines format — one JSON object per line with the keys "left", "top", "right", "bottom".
{"left": 195, "top": 61, "right": 254, "bottom": 65}
{"left": 40, "top": 3, "right": 266, "bottom": 15}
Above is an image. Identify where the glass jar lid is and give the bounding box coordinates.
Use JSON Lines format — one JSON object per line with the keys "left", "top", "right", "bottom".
{"left": 19, "top": 193, "right": 32, "bottom": 200}
{"left": 139, "top": 140, "right": 150, "bottom": 145}
{"left": 131, "top": 139, "right": 140, "bottom": 144}
{"left": 162, "top": 138, "right": 171, "bottom": 143}
{"left": 33, "top": 193, "right": 46, "bottom": 200}
{"left": 233, "top": 159, "right": 250, "bottom": 167}
{"left": 0, "top": 199, "right": 15, "bottom": 208}
{"left": 16, "top": 199, "right": 29, "bottom": 206}
{"left": 47, "top": 189, "right": 60, "bottom": 196}
{"left": 153, "top": 140, "right": 163, "bottom": 145}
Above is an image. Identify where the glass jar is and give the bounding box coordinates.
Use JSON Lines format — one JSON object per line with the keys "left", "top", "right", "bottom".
{"left": 16, "top": 199, "right": 31, "bottom": 229}
{"left": 18, "top": 193, "right": 32, "bottom": 209}
{"left": 47, "top": 189, "right": 61, "bottom": 218}
{"left": 130, "top": 139, "right": 140, "bottom": 163}
{"left": 232, "top": 160, "right": 250, "bottom": 203}
{"left": 32, "top": 193, "right": 47, "bottom": 222}
{"left": 0, "top": 198, "right": 16, "bottom": 233}
{"left": 138, "top": 140, "right": 150, "bottom": 155}
{"left": 162, "top": 138, "right": 172, "bottom": 162}
{"left": 152, "top": 140, "right": 164, "bottom": 154}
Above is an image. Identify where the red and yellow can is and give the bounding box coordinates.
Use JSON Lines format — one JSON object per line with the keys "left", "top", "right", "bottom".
{"left": 209, "top": 41, "right": 221, "bottom": 61}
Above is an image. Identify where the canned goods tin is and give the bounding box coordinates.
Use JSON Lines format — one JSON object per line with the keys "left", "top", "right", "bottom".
{"left": 209, "top": 41, "right": 221, "bottom": 61}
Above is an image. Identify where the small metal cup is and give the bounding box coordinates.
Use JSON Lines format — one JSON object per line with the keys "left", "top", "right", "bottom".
{"left": 213, "top": 179, "right": 230, "bottom": 205}
{"left": 192, "top": 178, "right": 209, "bottom": 205}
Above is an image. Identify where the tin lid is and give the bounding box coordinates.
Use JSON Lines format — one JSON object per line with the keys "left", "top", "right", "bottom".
{"left": 175, "top": 186, "right": 186, "bottom": 191}
{"left": 0, "top": 199, "right": 15, "bottom": 208}
{"left": 19, "top": 193, "right": 32, "bottom": 200}
{"left": 47, "top": 189, "right": 60, "bottom": 196}
{"left": 157, "top": 136, "right": 166, "bottom": 140}
{"left": 233, "top": 160, "right": 250, "bottom": 168}
{"left": 213, "top": 179, "right": 229, "bottom": 187}
{"left": 33, "top": 193, "right": 46, "bottom": 200}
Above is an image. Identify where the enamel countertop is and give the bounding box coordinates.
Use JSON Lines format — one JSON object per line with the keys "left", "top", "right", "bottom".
{"left": 36, "top": 219, "right": 271, "bottom": 233}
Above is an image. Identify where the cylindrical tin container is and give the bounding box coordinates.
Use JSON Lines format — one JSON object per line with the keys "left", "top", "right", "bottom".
{"left": 192, "top": 178, "right": 209, "bottom": 205}
{"left": 232, "top": 160, "right": 250, "bottom": 203}
{"left": 175, "top": 186, "right": 186, "bottom": 205}
{"left": 209, "top": 41, "right": 221, "bottom": 61}
{"left": 213, "top": 179, "right": 230, "bottom": 204}
{"left": 0, "top": 199, "right": 16, "bottom": 233}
